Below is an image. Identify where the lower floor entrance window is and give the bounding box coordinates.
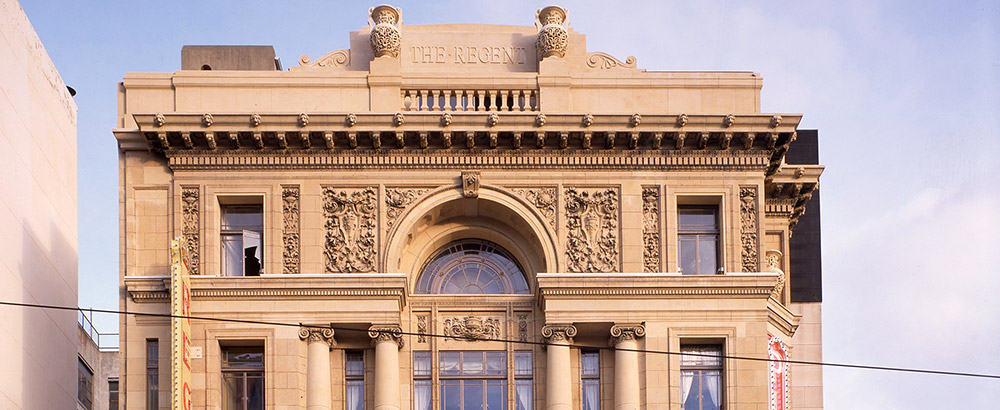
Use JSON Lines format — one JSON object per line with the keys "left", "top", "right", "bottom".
{"left": 222, "top": 346, "right": 264, "bottom": 410}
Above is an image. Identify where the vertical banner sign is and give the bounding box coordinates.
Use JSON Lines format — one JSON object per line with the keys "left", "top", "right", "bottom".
{"left": 171, "top": 237, "right": 193, "bottom": 410}
{"left": 768, "top": 334, "right": 790, "bottom": 410}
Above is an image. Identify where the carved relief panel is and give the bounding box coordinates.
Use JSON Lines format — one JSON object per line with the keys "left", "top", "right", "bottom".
{"left": 740, "top": 186, "right": 760, "bottom": 272}
{"left": 642, "top": 186, "right": 662, "bottom": 273}
{"left": 323, "top": 187, "right": 378, "bottom": 273}
{"left": 281, "top": 186, "right": 301, "bottom": 274}
{"left": 511, "top": 187, "right": 557, "bottom": 229}
{"left": 181, "top": 186, "right": 200, "bottom": 274}
{"left": 385, "top": 188, "right": 428, "bottom": 228}
{"left": 564, "top": 187, "right": 620, "bottom": 273}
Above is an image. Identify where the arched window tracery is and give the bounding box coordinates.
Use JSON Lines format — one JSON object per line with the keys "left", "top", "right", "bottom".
{"left": 415, "top": 240, "right": 530, "bottom": 294}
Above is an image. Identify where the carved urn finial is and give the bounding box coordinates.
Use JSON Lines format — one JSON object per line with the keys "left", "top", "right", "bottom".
{"left": 369, "top": 5, "right": 402, "bottom": 58}
{"left": 535, "top": 6, "right": 568, "bottom": 60}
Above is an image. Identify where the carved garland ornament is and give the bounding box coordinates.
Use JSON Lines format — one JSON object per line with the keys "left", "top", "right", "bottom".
{"left": 369, "top": 5, "right": 402, "bottom": 58}
{"left": 181, "top": 187, "right": 200, "bottom": 274}
{"left": 513, "top": 187, "right": 557, "bottom": 228}
{"left": 282, "top": 186, "right": 300, "bottom": 274}
{"left": 298, "top": 327, "right": 335, "bottom": 347}
{"left": 323, "top": 187, "right": 377, "bottom": 273}
{"left": 385, "top": 188, "right": 428, "bottom": 227}
{"left": 443, "top": 315, "right": 501, "bottom": 341}
{"left": 535, "top": 6, "right": 568, "bottom": 59}
{"left": 565, "top": 187, "right": 619, "bottom": 273}
{"left": 642, "top": 187, "right": 661, "bottom": 273}
{"left": 740, "top": 186, "right": 760, "bottom": 272}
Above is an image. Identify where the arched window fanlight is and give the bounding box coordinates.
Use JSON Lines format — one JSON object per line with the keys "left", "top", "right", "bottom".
{"left": 415, "top": 240, "right": 530, "bottom": 294}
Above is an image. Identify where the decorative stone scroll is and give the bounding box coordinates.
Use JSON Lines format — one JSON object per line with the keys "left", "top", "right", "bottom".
{"left": 298, "top": 327, "right": 336, "bottom": 347}
{"left": 535, "top": 6, "right": 568, "bottom": 59}
{"left": 298, "top": 49, "right": 350, "bottom": 69}
{"left": 323, "top": 187, "right": 377, "bottom": 273}
{"left": 768, "top": 335, "right": 790, "bottom": 410}
{"left": 462, "top": 171, "right": 481, "bottom": 198}
{"left": 609, "top": 324, "right": 646, "bottom": 346}
{"left": 565, "top": 187, "right": 619, "bottom": 273}
{"left": 282, "top": 186, "right": 300, "bottom": 274}
{"left": 740, "top": 186, "right": 760, "bottom": 272}
{"left": 368, "top": 325, "right": 404, "bottom": 348}
{"left": 541, "top": 324, "right": 577, "bottom": 343}
{"left": 369, "top": 5, "right": 402, "bottom": 58}
{"left": 416, "top": 315, "right": 428, "bottom": 343}
{"left": 181, "top": 187, "right": 200, "bottom": 274}
{"left": 642, "top": 187, "right": 661, "bottom": 273}
{"left": 443, "top": 315, "right": 502, "bottom": 341}
{"left": 385, "top": 188, "right": 428, "bottom": 227}
{"left": 766, "top": 249, "right": 785, "bottom": 299}
{"left": 586, "top": 52, "right": 637, "bottom": 69}
{"left": 512, "top": 187, "right": 557, "bottom": 228}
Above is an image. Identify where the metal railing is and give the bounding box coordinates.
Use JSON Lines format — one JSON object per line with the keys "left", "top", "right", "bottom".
{"left": 78, "top": 309, "right": 119, "bottom": 351}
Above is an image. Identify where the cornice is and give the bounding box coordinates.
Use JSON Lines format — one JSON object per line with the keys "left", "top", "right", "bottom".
{"left": 767, "top": 297, "right": 800, "bottom": 337}
{"left": 536, "top": 272, "right": 781, "bottom": 299}
{"left": 765, "top": 164, "right": 823, "bottom": 230}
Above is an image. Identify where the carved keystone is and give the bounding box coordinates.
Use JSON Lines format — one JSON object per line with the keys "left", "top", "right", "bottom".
{"left": 462, "top": 171, "right": 481, "bottom": 198}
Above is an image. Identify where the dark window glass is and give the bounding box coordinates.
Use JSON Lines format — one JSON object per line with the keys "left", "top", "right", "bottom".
{"left": 346, "top": 351, "right": 365, "bottom": 410}
{"left": 681, "top": 345, "right": 723, "bottom": 410}
{"left": 221, "top": 204, "right": 263, "bottom": 276}
{"left": 678, "top": 206, "right": 720, "bottom": 275}
{"left": 416, "top": 240, "right": 529, "bottom": 294}
{"left": 222, "top": 346, "right": 264, "bottom": 410}
{"left": 78, "top": 358, "right": 93, "bottom": 410}
{"left": 109, "top": 379, "right": 119, "bottom": 410}
{"left": 146, "top": 339, "right": 158, "bottom": 410}
{"left": 581, "top": 351, "right": 600, "bottom": 410}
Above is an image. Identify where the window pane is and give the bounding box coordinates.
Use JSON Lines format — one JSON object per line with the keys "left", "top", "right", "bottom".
{"left": 222, "top": 374, "right": 239, "bottom": 410}
{"left": 442, "top": 380, "right": 461, "bottom": 410}
{"left": 680, "top": 346, "right": 722, "bottom": 367}
{"left": 462, "top": 351, "right": 484, "bottom": 375}
{"left": 221, "top": 235, "right": 243, "bottom": 277}
{"left": 416, "top": 240, "right": 530, "bottom": 295}
{"left": 414, "top": 351, "right": 431, "bottom": 377}
{"left": 109, "top": 380, "right": 120, "bottom": 410}
{"left": 486, "top": 380, "right": 507, "bottom": 410}
{"left": 515, "top": 380, "right": 533, "bottom": 410}
{"left": 679, "top": 236, "right": 697, "bottom": 275}
{"left": 679, "top": 207, "right": 718, "bottom": 231}
{"left": 346, "top": 351, "right": 365, "bottom": 377}
{"left": 347, "top": 380, "right": 365, "bottom": 410}
{"left": 223, "top": 349, "right": 264, "bottom": 370}
{"left": 441, "top": 352, "right": 461, "bottom": 375}
{"left": 581, "top": 352, "right": 599, "bottom": 376}
{"left": 414, "top": 380, "right": 432, "bottom": 410}
{"left": 221, "top": 206, "right": 263, "bottom": 231}
{"left": 697, "top": 236, "right": 717, "bottom": 275}
{"left": 464, "top": 380, "right": 484, "bottom": 410}
{"left": 485, "top": 351, "right": 506, "bottom": 375}
{"left": 514, "top": 351, "right": 532, "bottom": 376}
{"left": 581, "top": 379, "right": 600, "bottom": 410}
{"left": 146, "top": 370, "right": 158, "bottom": 410}
{"left": 246, "top": 374, "right": 265, "bottom": 410}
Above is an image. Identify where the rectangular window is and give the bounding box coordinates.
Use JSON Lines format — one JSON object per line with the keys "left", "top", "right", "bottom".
{"left": 514, "top": 351, "right": 533, "bottom": 410}
{"left": 681, "top": 345, "right": 723, "bottom": 410}
{"left": 78, "top": 358, "right": 93, "bottom": 410}
{"left": 146, "top": 339, "right": 158, "bottom": 410}
{"left": 221, "top": 204, "right": 264, "bottom": 276}
{"left": 581, "top": 351, "right": 599, "bottom": 410}
{"left": 413, "top": 351, "right": 432, "bottom": 410}
{"left": 109, "top": 379, "right": 120, "bottom": 410}
{"left": 439, "top": 351, "right": 507, "bottom": 410}
{"left": 678, "top": 206, "right": 720, "bottom": 275}
{"left": 222, "top": 346, "right": 265, "bottom": 410}
{"left": 346, "top": 351, "right": 365, "bottom": 410}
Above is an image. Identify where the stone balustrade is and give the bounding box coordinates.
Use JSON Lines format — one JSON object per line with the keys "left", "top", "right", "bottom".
{"left": 402, "top": 89, "right": 538, "bottom": 111}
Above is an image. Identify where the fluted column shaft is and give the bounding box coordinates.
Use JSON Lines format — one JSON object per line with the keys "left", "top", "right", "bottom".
{"left": 542, "top": 325, "right": 577, "bottom": 410}
{"left": 611, "top": 324, "right": 645, "bottom": 410}
{"left": 369, "top": 325, "right": 404, "bottom": 410}
{"left": 299, "top": 327, "right": 335, "bottom": 410}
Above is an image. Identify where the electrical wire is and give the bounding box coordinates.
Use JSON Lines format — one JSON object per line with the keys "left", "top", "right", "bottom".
{"left": 4, "top": 299, "right": 999, "bottom": 380}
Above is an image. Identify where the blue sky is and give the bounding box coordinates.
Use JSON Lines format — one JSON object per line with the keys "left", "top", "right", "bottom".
{"left": 20, "top": 0, "right": 1000, "bottom": 407}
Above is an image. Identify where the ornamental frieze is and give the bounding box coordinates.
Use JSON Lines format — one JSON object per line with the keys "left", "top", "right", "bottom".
{"left": 385, "top": 188, "right": 428, "bottom": 228}
{"left": 642, "top": 186, "right": 661, "bottom": 273}
{"left": 564, "top": 187, "right": 619, "bottom": 273}
{"left": 512, "top": 187, "right": 557, "bottom": 228}
{"left": 181, "top": 186, "right": 200, "bottom": 274}
{"left": 323, "top": 187, "right": 377, "bottom": 273}
{"left": 740, "top": 186, "right": 760, "bottom": 272}
{"left": 443, "top": 315, "right": 502, "bottom": 341}
{"left": 282, "top": 186, "right": 300, "bottom": 274}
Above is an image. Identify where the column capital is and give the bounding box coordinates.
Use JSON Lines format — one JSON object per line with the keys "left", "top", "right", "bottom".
{"left": 299, "top": 326, "right": 336, "bottom": 347}
{"left": 541, "top": 324, "right": 577, "bottom": 344}
{"left": 609, "top": 324, "right": 646, "bottom": 347}
{"left": 368, "top": 325, "right": 404, "bottom": 349}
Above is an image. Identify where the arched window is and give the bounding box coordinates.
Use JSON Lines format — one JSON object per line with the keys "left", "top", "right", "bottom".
{"left": 415, "top": 240, "right": 530, "bottom": 294}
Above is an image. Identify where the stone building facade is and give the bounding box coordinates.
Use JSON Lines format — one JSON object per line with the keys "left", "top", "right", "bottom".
{"left": 116, "top": 5, "right": 823, "bottom": 410}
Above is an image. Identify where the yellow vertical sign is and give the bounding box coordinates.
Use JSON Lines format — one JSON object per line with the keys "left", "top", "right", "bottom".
{"left": 170, "top": 237, "right": 193, "bottom": 410}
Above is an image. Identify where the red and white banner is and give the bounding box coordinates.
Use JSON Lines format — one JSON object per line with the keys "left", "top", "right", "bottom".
{"left": 768, "top": 334, "right": 789, "bottom": 410}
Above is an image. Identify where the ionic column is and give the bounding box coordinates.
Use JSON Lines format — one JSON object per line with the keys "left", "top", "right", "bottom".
{"left": 298, "top": 327, "right": 336, "bottom": 410}
{"left": 610, "top": 324, "right": 645, "bottom": 410}
{"left": 369, "top": 325, "right": 404, "bottom": 410}
{"left": 542, "top": 324, "right": 577, "bottom": 410}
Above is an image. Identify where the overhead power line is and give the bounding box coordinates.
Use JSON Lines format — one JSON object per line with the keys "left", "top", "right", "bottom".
{"left": 3, "top": 300, "right": 999, "bottom": 380}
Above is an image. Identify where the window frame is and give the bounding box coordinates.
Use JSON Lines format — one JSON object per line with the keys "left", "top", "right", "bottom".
{"left": 345, "top": 350, "right": 366, "bottom": 410}
{"left": 438, "top": 350, "right": 509, "bottom": 410}
{"left": 78, "top": 356, "right": 94, "bottom": 410}
{"left": 677, "top": 204, "right": 722, "bottom": 275}
{"left": 415, "top": 239, "right": 531, "bottom": 295}
{"left": 221, "top": 345, "right": 265, "bottom": 410}
{"left": 679, "top": 344, "right": 724, "bottom": 410}
{"left": 146, "top": 339, "right": 159, "bottom": 410}
{"left": 108, "top": 378, "right": 120, "bottom": 410}
{"left": 219, "top": 200, "right": 264, "bottom": 277}
{"left": 580, "top": 350, "right": 600, "bottom": 410}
